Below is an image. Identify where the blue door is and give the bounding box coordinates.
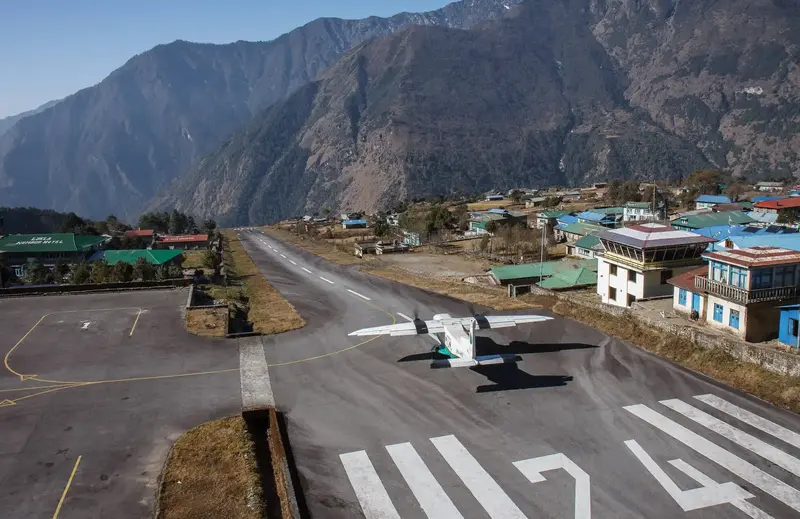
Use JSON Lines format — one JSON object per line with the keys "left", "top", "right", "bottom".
{"left": 729, "top": 310, "right": 740, "bottom": 330}
{"left": 691, "top": 293, "right": 701, "bottom": 312}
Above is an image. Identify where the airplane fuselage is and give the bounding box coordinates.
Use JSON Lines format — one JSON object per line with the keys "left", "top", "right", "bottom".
{"left": 431, "top": 314, "right": 476, "bottom": 360}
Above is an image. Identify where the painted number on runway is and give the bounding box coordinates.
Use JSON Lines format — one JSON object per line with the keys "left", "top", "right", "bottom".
{"left": 341, "top": 434, "right": 588, "bottom": 518}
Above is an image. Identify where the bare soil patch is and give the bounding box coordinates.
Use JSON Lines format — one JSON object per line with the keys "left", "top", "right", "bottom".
{"left": 185, "top": 307, "right": 228, "bottom": 337}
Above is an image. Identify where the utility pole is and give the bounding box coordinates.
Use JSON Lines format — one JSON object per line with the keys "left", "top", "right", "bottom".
{"left": 540, "top": 222, "right": 546, "bottom": 284}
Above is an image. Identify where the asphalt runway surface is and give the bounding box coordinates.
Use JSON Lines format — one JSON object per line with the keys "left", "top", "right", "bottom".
{"left": 240, "top": 228, "right": 800, "bottom": 519}
{"left": 0, "top": 290, "right": 241, "bottom": 519}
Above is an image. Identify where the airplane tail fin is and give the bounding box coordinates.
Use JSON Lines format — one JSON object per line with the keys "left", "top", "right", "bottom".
{"left": 431, "top": 354, "right": 519, "bottom": 369}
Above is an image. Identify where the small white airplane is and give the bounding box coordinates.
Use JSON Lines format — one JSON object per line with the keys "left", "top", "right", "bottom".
{"left": 349, "top": 313, "right": 553, "bottom": 368}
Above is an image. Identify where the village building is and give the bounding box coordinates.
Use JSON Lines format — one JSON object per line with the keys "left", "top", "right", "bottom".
{"left": 756, "top": 181, "right": 784, "bottom": 192}
{"left": 0, "top": 233, "right": 107, "bottom": 278}
{"left": 669, "top": 246, "right": 800, "bottom": 342}
{"left": 695, "top": 195, "right": 732, "bottom": 210}
{"left": 595, "top": 223, "right": 714, "bottom": 308}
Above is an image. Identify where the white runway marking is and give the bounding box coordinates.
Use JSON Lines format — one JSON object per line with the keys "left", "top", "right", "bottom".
{"left": 320, "top": 277, "right": 335, "bottom": 284}
{"left": 430, "top": 435, "right": 526, "bottom": 519}
{"left": 347, "top": 289, "right": 371, "bottom": 301}
{"left": 694, "top": 394, "right": 800, "bottom": 448}
{"left": 625, "top": 404, "right": 800, "bottom": 513}
{"left": 397, "top": 312, "right": 412, "bottom": 322}
{"left": 302, "top": 267, "right": 312, "bottom": 274}
{"left": 661, "top": 399, "right": 800, "bottom": 477}
{"left": 290, "top": 260, "right": 297, "bottom": 265}
{"left": 386, "top": 442, "right": 464, "bottom": 519}
{"left": 80, "top": 321, "right": 91, "bottom": 330}
{"left": 340, "top": 451, "right": 401, "bottom": 519}
{"left": 280, "top": 254, "right": 286, "bottom": 258}
{"left": 669, "top": 459, "right": 774, "bottom": 519}
{"left": 514, "top": 453, "right": 591, "bottom": 519}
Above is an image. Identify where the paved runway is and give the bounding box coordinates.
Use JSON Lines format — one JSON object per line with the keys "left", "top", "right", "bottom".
{"left": 0, "top": 290, "right": 240, "bottom": 519}
{"left": 240, "top": 228, "right": 800, "bottom": 519}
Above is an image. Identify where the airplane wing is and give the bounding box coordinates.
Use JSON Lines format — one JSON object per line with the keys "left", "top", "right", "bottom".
{"left": 348, "top": 320, "right": 446, "bottom": 337}
{"left": 459, "top": 314, "right": 553, "bottom": 330}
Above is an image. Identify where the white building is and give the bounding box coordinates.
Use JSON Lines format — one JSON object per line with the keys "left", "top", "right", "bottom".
{"left": 595, "top": 223, "right": 714, "bottom": 308}
{"left": 669, "top": 246, "right": 800, "bottom": 342}
{"left": 756, "top": 181, "right": 784, "bottom": 192}
{"left": 623, "top": 201, "right": 665, "bottom": 222}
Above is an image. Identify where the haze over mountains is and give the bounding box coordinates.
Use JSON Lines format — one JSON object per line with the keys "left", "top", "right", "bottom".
{"left": 2, "top": 0, "right": 800, "bottom": 225}
{"left": 0, "top": 0, "right": 521, "bottom": 220}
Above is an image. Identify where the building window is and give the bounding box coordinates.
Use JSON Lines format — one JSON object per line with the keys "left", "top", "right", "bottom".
{"left": 610, "top": 264, "right": 618, "bottom": 276}
{"left": 661, "top": 270, "right": 673, "bottom": 285}
{"left": 628, "top": 270, "right": 637, "bottom": 283}
{"left": 609, "top": 287, "right": 617, "bottom": 301}
{"left": 712, "top": 262, "right": 728, "bottom": 283}
{"left": 13, "top": 266, "right": 23, "bottom": 277}
{"left": 679, "top": 289, "right": 687, "bottom": 306}
{"left": 774, "top": 266, "right": 795, "bottom": 287}
{"left": 729, "top": 266, "right": 746, "bottom": 289}
{"left": 628, "top": 294, "right": 636, "bottom": 306}
{"left": 789, "top": 318, "right": 799, "bottom": 338}
{"left": 713, "top": 303, "right": 724, "bottom": 323}
{"left": 729, "top": 309, "right": 740, "bottom": 329}
{"left": 751, "top": 268, "right": 774, "bottom": 290}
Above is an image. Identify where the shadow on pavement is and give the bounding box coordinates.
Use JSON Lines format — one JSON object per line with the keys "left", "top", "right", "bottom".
{"left": 471, "top": 364, "right": 573, "bottom": 393}
{"left": 475, "top": 336, "right": 598, "bottom": 356}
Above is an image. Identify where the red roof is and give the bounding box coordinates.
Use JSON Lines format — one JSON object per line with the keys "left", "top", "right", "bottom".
{"left": 667, "top": 266, "right": 708, "bottom": 291}
{"left": 125, "top": 229, "right": 154, "bottom": 237}
{"left": 754, "top": 198, "right": 800, "bottom": 210}
{"left": 160, "top": 234, "right": 209, "bottom": 243}
{"left": 704, "top": 246, "right": 800, "bottom": 268}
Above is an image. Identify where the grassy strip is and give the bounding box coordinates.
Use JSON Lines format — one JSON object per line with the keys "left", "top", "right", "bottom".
{"left": 224, "top": 230, "right": 305, "bottom": 334}
{"left": 552, "top": 300, "right": 800, "bottom": 413}
{"left": 185, "top": 307, "right": 228, "bottom": 337}
{"left": 361, "top": 265, "right": 551, "bottom": 311}
{"left": 181, "top": 251, "right": 206, "bottom": 270}
{"left": 262, "top": 226, "right": 366, "bottom": 265}
{"left": 158, "top": 416, "right": 263, "bottom": 519}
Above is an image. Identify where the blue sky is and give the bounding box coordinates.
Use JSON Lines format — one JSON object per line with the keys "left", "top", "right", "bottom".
{"left": 0, "top": 0, "right": 447, "bottom": 118}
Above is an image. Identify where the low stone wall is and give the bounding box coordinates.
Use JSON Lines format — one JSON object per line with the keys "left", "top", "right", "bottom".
{"left": 0, "top": 278, "right": 191, "bottom": 297}
{"left": 513, "top": 283, "right": 800, "bottom": 377}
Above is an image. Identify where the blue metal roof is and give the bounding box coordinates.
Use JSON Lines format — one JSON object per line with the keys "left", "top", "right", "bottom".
{"left": 576, "top": 211, "right": 609, "bottom": 222}
{"left": 728, "top": 234, "right": 800, "bottom": 252}
{"left": 748, "top": 212, "right": 779, "bottom": 224}
{"left": 691, "top": 225, "right": 746, "bottom": 239}
{"left": 752, "top": 195, "right": 787, "bottom": 203}
{"left": 487, "top": 208, "right": 509, "bottom": 214}
{"left": 695, "top": 224, "right": 798, "bottom": 240}
{"left": 695, "top": 195, "right": 731, "bottom": 204}
{"left": 557, "top": 214, "right": 579, "bottom": 225}
{"left": 343, "top": 219, "right": 367, "bottom": 225}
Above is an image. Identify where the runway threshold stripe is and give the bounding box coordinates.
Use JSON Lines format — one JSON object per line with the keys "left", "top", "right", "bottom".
{"left": 397, "top": 312, "right": 412, "bottom": 322}
{"left": 386, "top": 442, "right": 464, "bottom": 519}
{"left": 694, "top": 394, "right": 800, "bottom": 448}
{"left": 430, "top": 435, "right": 526, "bottom": 519}
{"left": 347, "top": 289, "right": 371, "bottom": 301}
{"left": 340, "top": 451, "right": 401, "bottom": 519}
{"left": 661, "top": 399, "right": 800, "bottom": 477}
{"left": 320, "top": 277, "right": 335, "bottom": 284}
{"left": 625, "top": 404, "right": 800, "bottom": 512}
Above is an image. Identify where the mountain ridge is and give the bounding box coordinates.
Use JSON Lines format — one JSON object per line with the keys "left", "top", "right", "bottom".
{"left": 0, "top": 0, "right": 522, "bottom": 219}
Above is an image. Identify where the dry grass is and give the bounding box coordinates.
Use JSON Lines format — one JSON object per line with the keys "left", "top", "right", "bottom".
{"left": 224, "top": 230, "right": 305, "bottom": 334}
{"left": 552, "top": 300, "right": 800, "bottom": 414}
{"left": 262, "top": 226, "right": 368, "bottom": 265}
{"left": 185, "top": 307, "right": 228, "bottom": 337}
{"left": 361, "top": 265, "right": 552, "bottom": 311}
{"left": 158, "top": 416, "right": 262, "bottom": 519}
{"left": 467, "top": 200, "right": 514, "bottom": 211}
{"left": 181, "top": 251, "right": 206, "bottom": 270}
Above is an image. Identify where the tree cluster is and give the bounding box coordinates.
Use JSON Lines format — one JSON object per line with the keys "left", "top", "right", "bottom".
{"left": 136, "top": 210, "right": 217, "bottom": 237}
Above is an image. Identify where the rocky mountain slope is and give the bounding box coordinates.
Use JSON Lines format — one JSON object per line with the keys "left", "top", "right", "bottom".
{"left": 0, "top": 0, "right": 521, "bottom": 219}
{"left": 0, "top": 99, "right": 61, "bottom": 137}
{"left": 155, "top": 0, "right": 800, "bottom": 225}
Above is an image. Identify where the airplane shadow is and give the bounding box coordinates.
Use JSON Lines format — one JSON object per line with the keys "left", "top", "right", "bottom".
{"left": 474, "top": 336, "right": 598, "bottom": 356}
{"left": 471, "top": 364, "right": 573, "bottom": 393}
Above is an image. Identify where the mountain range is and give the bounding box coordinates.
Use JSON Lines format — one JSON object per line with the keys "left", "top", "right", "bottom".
{"left": 3, "top": 0, "right": 800, "bottom": 225}
{"left": 0, "top": 0, "right": 521, "bottom": 220}
{"left": 0, "top": 99, "right": 61, "bottom": 137}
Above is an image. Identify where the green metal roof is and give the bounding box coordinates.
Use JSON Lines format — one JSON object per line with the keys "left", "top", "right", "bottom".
{"left": 573, "top": 234, "right": 602, "bottom": 250}
{"left": 592, "top": 206, "right": 625, "bottom": 214}
{"left": 539, "top": 210, "right": 569, "bottom": 218}
{"left": 625, "top": 202, "right": 651, "bottom": 209}
{"left": 0, "top": 233, "right": 105, "bottom": 253}
{"left": 559, "top": 222, "right": 605, "bottom": 237}
{"left": 101, "top": 249, "right": 183, "bottom": 265}
{"left": 491, "top": 259, "right": 597, "bottom": 281}
{"left": 670, "top": 211, "right": 754, "bottom": 229}
{"left": 536, "top": 267, "right": 597, "bottom": 289}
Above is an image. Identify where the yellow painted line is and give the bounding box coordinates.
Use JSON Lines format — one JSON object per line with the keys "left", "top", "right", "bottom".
{"left": 129, "top": 309, "right": 143, "bottom": 337}
{"left": 52, "top": 455, "right": 82, "bottom": 519}
{"left": 4, "top": 314, "right": 48, "bottom": 380}
{"left": 0, "top": 383, "right": 79, "bottom": 394}
{"left": 34, "top": 368, "right": 241, "bottom": 387}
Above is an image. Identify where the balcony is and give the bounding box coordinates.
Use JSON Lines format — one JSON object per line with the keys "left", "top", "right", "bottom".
{"left": 694, "top": 276, "right": 797, "bottom": 305}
